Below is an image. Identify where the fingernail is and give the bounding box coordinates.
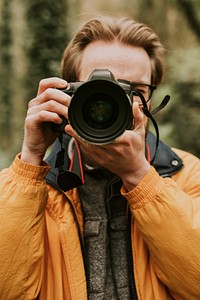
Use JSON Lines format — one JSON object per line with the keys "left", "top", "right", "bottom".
{"left": 59, "top": 80, "right": 68, "bottom": 86}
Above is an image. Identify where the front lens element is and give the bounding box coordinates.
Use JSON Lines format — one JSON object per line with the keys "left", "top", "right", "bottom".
{"left": 82, "top": 93, "right": 118, "bottom": 129}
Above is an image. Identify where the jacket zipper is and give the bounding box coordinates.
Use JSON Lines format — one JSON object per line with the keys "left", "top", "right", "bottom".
{"left": 126, "top": 206, "right": 138, "bottom": 300}
{"left": 46, "top": 180, "right": 90, "bottom": 298}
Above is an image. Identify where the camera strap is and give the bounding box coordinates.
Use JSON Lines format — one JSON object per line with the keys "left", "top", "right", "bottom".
{"left": 54, "top": 134, "right": 85, "bottom": 191}
{"left": 133, "top": 91, "right": 170, "bottom": 164}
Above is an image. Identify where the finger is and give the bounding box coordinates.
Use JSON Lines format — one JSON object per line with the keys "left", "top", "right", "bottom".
{"left": 37, "top": 77, "right": 68, "bottom": 95}
{"left": 65, "top": 126, "right": 95, "bottom": 151}
{"left": 28, "top": 99, "right": 69, "bottom": 120}
{"left": 30, "top": 88, "right": 70, "bottom": 108}
{"left": 25, "top": 111, "right": 63, "bottom": 130}
{"left": 65, "top": 124, "right": 77, "bottom": 138}
{"left": 132, "top": 102, "right": 145, "bottom": 132}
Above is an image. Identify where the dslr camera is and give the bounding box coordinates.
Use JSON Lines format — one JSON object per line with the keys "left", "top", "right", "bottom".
{"left": 53, "top": 69, "right": 134, "bottom": 144}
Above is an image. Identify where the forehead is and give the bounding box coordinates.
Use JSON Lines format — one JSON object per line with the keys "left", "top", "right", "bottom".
{"left": 79, "top": 40, "right": 152, "bottom": 83}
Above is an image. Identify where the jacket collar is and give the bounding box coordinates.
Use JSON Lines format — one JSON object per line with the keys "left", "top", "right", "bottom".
{"left": 146, "top": 131, "right": 183, "bottom": 177}
{"left": 45, "top": 132, "right": 183, "bottom": 191}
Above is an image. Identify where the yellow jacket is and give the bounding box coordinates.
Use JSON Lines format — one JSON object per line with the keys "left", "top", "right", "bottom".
{"left": 0, "top": 140, "right": 200, "bottom": 300}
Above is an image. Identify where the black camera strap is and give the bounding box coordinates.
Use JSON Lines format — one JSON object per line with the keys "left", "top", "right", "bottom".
{"left": 55, "top": 134, "right": 84, "bottom": 191}
{"left": 132, "top": 91, "right": 170, "bottom": 164}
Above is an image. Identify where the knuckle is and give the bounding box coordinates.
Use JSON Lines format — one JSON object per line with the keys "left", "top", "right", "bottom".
{"left": 37, "top": 110, "right": 46, "bottom": 119}
{"left": 24, "top": 115, "right": 33, "bottom": 129}
{"left": 43, "top": 88, "right": 54, "bottom": 98}
{"left": 28, "top": 98, "right": 36, "bottom": 108}
{"left": 39, "top": 78, "right": 48, "bottom": 87}
{"left": 47, "top": 99, "right": 57, "bottom": 110}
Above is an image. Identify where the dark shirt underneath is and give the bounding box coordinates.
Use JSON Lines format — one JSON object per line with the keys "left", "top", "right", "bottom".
{"left": 78, "top": 167, "right": 132, "bottom": 300}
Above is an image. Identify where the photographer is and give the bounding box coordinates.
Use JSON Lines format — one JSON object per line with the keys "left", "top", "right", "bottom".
{"left": 0, "top": 15, "right": 200, "bottom": 300}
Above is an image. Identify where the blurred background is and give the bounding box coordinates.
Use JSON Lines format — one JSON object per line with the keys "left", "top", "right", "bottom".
{"left": 0, "top": 0, "right": 199, "bottom": 169}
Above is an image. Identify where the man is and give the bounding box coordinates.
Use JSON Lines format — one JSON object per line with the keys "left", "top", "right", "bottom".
{"left": 0, "top": 16, "right": 200, "bottom": 300}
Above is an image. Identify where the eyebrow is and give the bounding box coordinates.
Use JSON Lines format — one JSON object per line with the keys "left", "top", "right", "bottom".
{"left": 130, "top": 81, "right": 151, "bottom": 85}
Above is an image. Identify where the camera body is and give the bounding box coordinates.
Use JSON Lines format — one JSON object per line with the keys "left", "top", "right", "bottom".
{"left": 53, "top": 69, "right": 134, "bottom": 144}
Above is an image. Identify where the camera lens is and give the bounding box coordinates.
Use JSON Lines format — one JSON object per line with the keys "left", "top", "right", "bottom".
{"left": 82, "top": 93, "right": 118, "bottom": 130}
{"left": 68, "top": 79, "right": 133, "bottom": 144}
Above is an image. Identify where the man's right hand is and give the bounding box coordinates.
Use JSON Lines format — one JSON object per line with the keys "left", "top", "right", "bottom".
{"left": 21, "top": 77, "right": 70, "bottom": 165}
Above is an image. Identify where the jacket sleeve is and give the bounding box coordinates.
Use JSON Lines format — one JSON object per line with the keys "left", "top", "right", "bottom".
{"left": 0, "top": 155, "right": 50, "bottom": 299}
{"left": 122, "top": 152, "right": 200, "bottom": 300}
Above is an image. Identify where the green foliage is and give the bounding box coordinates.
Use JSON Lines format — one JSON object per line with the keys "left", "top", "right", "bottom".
{"left": 161, "top": 48, "right": 200, "bottom": 157}
{"left": 155, "top": 81, "right": 200, "bottom": 157}
{"left": 0, "top": 0, "right": 13, "bottom": 146}
{"left": 170, "top": 82, "right": 200, "bottom": 156}
{"left": 25, "top": 0, "right": 69, "bottom": 99}
{"left": 175, "top": 0, "right": 200, "bottom": 42}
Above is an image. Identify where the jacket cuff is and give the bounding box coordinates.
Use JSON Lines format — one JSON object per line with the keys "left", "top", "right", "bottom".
{"left": 10, "top": 154, "right": 50, "bottom": 185}
{"left": 121, "top": 166, "right": 164, "bottom": 209}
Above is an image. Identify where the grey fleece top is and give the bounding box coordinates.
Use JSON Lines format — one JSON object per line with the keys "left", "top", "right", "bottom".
{"left": 78, "top": 166, "right": 132, "bottom": 300}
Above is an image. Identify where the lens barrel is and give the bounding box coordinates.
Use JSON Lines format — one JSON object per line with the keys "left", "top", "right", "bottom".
{"left": 68, "top": 79, "right": 133, "bottom": 144}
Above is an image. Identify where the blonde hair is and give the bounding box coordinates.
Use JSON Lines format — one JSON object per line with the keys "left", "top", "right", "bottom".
{"left": 62, "top": 16, "right": 164, "bottom": 85}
